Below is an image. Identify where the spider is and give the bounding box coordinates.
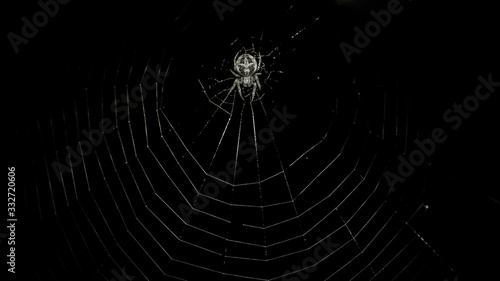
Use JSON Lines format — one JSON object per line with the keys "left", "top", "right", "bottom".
{"left": 228, "top": 52, "right": 262, "bottom": 102}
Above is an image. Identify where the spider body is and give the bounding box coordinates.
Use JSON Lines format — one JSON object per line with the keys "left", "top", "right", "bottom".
{"left": 229, "top": 52, "right": 262, "bottom": 102}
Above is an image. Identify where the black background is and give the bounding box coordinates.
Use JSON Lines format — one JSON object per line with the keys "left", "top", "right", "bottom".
{"left": 4, "top": 0, "right": 499, "bottom": 280}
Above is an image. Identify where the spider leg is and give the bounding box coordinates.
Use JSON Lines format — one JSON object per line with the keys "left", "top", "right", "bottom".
{"left": 233, "top": 50, "right": 241, "bottom": 73}
{"left": 234, "top": 51, "right": 239, "bottom": 66}
{"left": 228, "top": 78, "right": 238, "bottom": 96}
{"left": 250, "top": 82, "right": 258, "bottom": 102}
{"left": 236, "top": 81, "right": 244, "bottom": 101}
{"left": 230, "top": 69, "right": 240, "bottom": 78}
{"left": 256, "top": 53, "right": 262, "bottom": 71}
{"left": 255, "top": 74, "right": 262, "bottom": 90}
{"left": 253, "top": 90, "right": 265, "bottom": 102}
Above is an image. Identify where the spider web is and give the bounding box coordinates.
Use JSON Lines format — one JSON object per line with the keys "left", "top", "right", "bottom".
{"left": 15, "top": 0, "right": 470, "bottom": 280}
